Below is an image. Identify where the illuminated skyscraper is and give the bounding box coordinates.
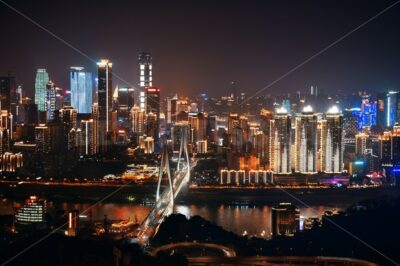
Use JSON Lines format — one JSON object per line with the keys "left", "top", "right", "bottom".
{"left": 166, "top": 95, "right": 177, "bottom": 124}
{"left": 46, "top": 81, "right": 56, "bottom": 121}
{"left": 146, "top": 87, "right": 160, "bottom": 141}
{"left": 377, "top": 91, "right": 400, "bottom": 130}
{"left": 131, "top": 105, "right": 145, "bottom": 134}
{"left": 0, "top": 76, "right": 16, "bottom": 114}
{"left": 295, "top": 105, "right": 318, "bottom": 173}
{"left": 117, "top": 86, "right": 134, "bottom": 128}
{"left": 35, "top": 124, "right": 50, "bottom": 154}
{"left": 138, "top": 52, "right": 152, "bottom": 111}
{"left": 34, "top": 69, "right": 49, "bottom": 112}
{"left": 270, "top": 107, "right": 291, "bottom": 174}
{"left": 70, "top": 67, "right": 93, "bottom": 114}
{"left": 343, "top": 108, "right": 360, "bottom": 144}
{"left": 97, "top": 59, "right": 112, "bottom": 152}
{"left": 80, "top": 119, "right": 95, "bottom": 155}
{"left": 356, "top": 132, "right": 371, "bottom": 157}
{"left": 320, "top": 106, "right": 343, "bottom": 173}
{"left": 138, "top": 52, "right": 152, "bottom": 88}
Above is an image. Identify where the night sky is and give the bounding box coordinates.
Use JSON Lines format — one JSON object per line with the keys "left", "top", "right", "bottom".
{"left": 1, "top": 0, "right": 399, "bottom": 98}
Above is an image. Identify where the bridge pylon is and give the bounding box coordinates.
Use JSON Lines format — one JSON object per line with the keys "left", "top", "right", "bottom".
{"left": 177, "top": 124, "right": 190, "bottom": 173}
{"left": 156, "top": 145, "right": 174, "bottom": 205}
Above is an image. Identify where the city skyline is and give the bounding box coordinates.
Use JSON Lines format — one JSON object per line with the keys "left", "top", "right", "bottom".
{"left": 1, "top": 0, "right": 400, "bottom": 97}
{"left": 1, "top": 1, "right": 400, "bottom": 265}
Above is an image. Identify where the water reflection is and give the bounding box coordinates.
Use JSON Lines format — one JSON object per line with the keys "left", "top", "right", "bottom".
{"left": 0, "top": 199, "right": 342, "bottom": 238}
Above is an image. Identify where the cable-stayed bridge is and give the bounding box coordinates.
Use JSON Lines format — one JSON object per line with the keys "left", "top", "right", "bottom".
{"left": 135, "top": 125, "right": 193, "bottom": 245}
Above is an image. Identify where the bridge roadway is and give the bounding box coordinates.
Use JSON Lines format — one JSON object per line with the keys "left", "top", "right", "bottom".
{"left": 136, "top": 160, "right": 196, "bottom": 244}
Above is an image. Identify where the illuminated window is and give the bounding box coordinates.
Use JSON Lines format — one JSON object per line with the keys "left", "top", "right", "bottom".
{"left": 140, "top": 65, "right": 145, "bottom": 70}
{"left": 140, "top": 76, "right": 145, "bottom": 81}
{"left": 140, "top": 71, "right": 144, "bottom": 75}
{"left": 140, "top": 82, "right": 145, "bottom": 86}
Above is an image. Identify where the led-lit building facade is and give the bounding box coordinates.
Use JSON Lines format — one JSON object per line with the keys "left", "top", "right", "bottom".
{"left": 117, "top": 86, "right": 134, "bottom": 128}
{"left": 295, "top": 106, "right": 318, "bottom": 173}
{"left": 146, "top": 87, "right": 160, "bottom": 141}
{"left": 0, "top": 75, "right": 16, "bottom": 114}
{"left": 34, "top": 69, "right": 49, "bottom": 112}
{"left": 70, "top": 67, "right": 93, "bottom": 114}
{"left": 15, "top": 196, "right": 46, "bottom": 225}
{"left": 320, "top": 106, "right": 343, "bottom": 173}
{"left": 46, "top": 80, "right": 56, "bottom": 121}
{"left": 138, "top": 52, "right": 152, "bottom": 111}
{"left": 377, "top": 91, "right": 400, "bottom": 130}
{"left": 270, "top": 107, "right": 291, "bottom": 174}
{"left": 97, "top": 59, "right": 113, "bottom": 152}
{"left": 131, "top": 105, "right": 145, "bottom": 134}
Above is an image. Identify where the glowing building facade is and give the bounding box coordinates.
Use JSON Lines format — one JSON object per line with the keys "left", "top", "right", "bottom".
{"left": 295, "top": 106, "right": 318, "bottom": 173}
{"left": 97, "top": 59, "right": 113, "bottom": 152}
{"left": 34, "top": 69, "right": 49, "bottom": 112}
{"left": 319, "top": 106, "right": 343, "bottom": 173}
{"left": 270, "top": 107, "right": 291, "bottom": 174}
{"left": 70, "top": 67, "right": 93, "bottom": 114}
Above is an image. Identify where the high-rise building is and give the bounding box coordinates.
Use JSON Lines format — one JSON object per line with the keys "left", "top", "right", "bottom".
{"left": 146, "top": 87, "right": 160, "bottom": 141}
{"left": 131, "top": 105, "right": 145, "bottom": 134}
{"left": 0, "top": 76, "right": 16, "bottom": 114}
{"left": 356, "top": 132, "right": 371, "bottom": 157}
{"left": 138, "top": 52, "right": 152, "bottom": 112}
{"left": 35, "top": 124, "right": 50, "bottom": 154}
{"left": 46, "top": 81, "right": 56, "bottom": 121}
{"left": 271, "top": 203, "right": 300, "bottom": 237}
{"left": 145, "top": 112, "right": 158, "bottom": 140}
{"left": 320, "top": 106, "right": 343, "bottom": 173}
{"left": 58, "top": 106, "right": 78, "bottom": 151}
{"left": 295, "top": 105, "right": 318, "bottom": 173}
{"left": 377, "top": 91, "right": 400, "bottom": 130}
{"left": 97, "top": 59, "right": 113, "bottom": 152}
{"left": 343, "top": 109, "right": 360, "bottom": 144}
{"left": 34, "top": 69, "right": 49, "bottom": 112}
{"left": 166, "top": 95, "right": 177, "bottom": 124}
{"left": 138, "top": 52, "right": 152, "bottom": 88}
{"left": 117, "top": 86, "right": 134, "bottom": 128}
{"left": 70, "top": 67, "right": 93, "bottom": 114}
{"left": 80, "top": 119, "right": 95, "bottom": 155}
{"left": 378, "top": 131, "right": 391, "bottom": 166}
{"left": 270, "top": 107, "right": 291, "bottom": 174}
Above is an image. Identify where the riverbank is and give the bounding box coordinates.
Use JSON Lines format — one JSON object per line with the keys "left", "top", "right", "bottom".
{"left": 1, "top": 181, "right": 398, "bottom": 206}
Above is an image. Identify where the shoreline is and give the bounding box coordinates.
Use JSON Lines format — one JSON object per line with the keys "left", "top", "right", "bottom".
{"left": 1, "top": 182, "right": 398, "bottom": 206}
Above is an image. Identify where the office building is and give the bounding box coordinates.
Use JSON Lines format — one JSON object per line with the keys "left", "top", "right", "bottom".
{"left": 46, "top": 80, "right": 56, "bottom": 121}
{"left": 117, "top": 86, "right": 134, "bottom": 128}
{"left": 97, "top": 59, "right": 113, "bottom": 152}
{"left": 377, "top": 91, "right": 400, "bottom": 130}
{"left": 70, "top": 67, "right": 93, "bottom": 114}
{"left": 146, "top": 87, "right": 160, "bottom": 140}
{"left": 166, "top": 95, "right": 177, "bottom": 124}
{"left": 34, "top": 69, "right": 49, "bottom": 112}
{"left": 0, "top": 75, "right": 16, "bottom": 114}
